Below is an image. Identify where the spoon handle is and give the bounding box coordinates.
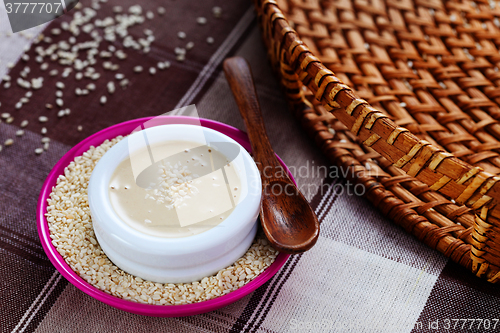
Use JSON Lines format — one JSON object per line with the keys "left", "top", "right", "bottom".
{"left": 223, "top": 57, "right": 283, "bottom": 182}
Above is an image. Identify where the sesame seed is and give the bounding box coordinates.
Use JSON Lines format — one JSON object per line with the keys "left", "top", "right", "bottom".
{"left": 39, "top": 116, "right": 48, "bottom": 123}
{"left": 41, "top": 137, "right": 50, "bottom": 143}
{"left": 107, "top": 81, "right": 115, "bottom": 94}
{"left": 87, "top": 83, "right": 96, "bottom": 91}
{"left": 146, "top": 11, "right": 154, "bottom": 19}
{"left": 177, "top": 31, "right": 186, "bottom": 39}
{"left": 3, "top": 82, "right": 11, "bottom": 89}
{"left": 15, "top": 102, "right": 22, "bottom": 109}
{"left": 56, "top": 82, "right": 65, "bottom": 89}
{"left": 56, "top": 90, "right": 63, "bottom": 97}
{"left": 207, "top": 37, "right": 214, "bottom": 44}
{"left": 133, "top": 65, "right": 143, "bottom": 73}
{"left": 1, "top": 113, "right": 10, "bottom": 119}
{"left": 16, "top": 130, "right": 24, "bottom": 136}
{"left": 157, "top": 6, "right": 165, "bottom": 15}
{"left": 115, "top": 73, "right": 125, "bottom": 80}
{"left": 176, "top": 54, "right": 185, "bottom": 62}
{"left": 77, "top": 125, "right": 83, "bottom": 131}
{"left": 56, "top": 99, "right": 64, "bottom": 107}
{"left": 41, "top": 127, "right": 47, "bottom": 134}
{"left": 197, "top": 17, "right": 207, "bottom": 25}
{"left": 212, "top": 6, "right": 222, "bottom": 18}
{"left": 100, "top": 96, "right": 107, "bottom": 104}
{"left": 6, "top": 117, "right": 13, "bottom": 123}
{"left": 49, "top": 69, "right": 58, "bottom": 76}
{"left": 4, "top": 139, "right": 13, "bottom": 146}
{"left": 25, "top": 91, "right": 33, "bottom": 98}
{"left": 149, "top": 67, "right": 156, "bottom": 75}
{"left": 65, "top": 109, "right": 71, "bottom": 115}
{"left": 20, "top": 120, "right": 28, "bottom": 127}
{"left": 44, "top": 142, "right": 50, "bottom": 151}
{"left": 35, "top": 148, "right": 44, "bottom": 155}
{"left": 40, "top": 63, "right": 48, "bottom": 70}
{"left": 186, "top": 42, "right": 194, "bottom": 50}
{"left": 57, "top": 110, "right": 65, "bottom": 117}
{"left": 164, "top": 61, "right": 171, "bottom": 68}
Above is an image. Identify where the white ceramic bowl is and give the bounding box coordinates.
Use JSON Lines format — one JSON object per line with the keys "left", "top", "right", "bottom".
{"left": 88, "top": 124, "right": 262, "bottom": 283}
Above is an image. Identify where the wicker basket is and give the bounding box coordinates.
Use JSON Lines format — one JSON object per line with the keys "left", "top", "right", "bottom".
{"left": 254, "top": 0, "right": 500, "bottom": 282}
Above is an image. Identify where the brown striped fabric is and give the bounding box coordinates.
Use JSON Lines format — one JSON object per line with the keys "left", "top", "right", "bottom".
{"left": 2, "top": 1, "right": 500, "bottom": 333}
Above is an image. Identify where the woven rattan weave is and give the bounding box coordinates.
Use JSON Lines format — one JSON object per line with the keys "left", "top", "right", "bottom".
{"left": 254, "top": 0, "right": 500, "bottom": 282}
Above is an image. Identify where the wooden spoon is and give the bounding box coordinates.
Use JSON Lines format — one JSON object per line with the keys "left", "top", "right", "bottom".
{"left": 223, "top": 56, "right": 319, "bottom": 254}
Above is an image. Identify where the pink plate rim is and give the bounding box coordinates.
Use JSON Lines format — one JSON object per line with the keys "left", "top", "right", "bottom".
{"left": 36, "top": 116, "right": 291, "bottom": 317}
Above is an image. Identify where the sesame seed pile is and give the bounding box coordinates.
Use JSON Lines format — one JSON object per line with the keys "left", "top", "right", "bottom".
{"left": 145, "top": 161, "right": 199, "bottom": 210}
{"left": 46, "top": 137, "right": 278, "bottom": 305}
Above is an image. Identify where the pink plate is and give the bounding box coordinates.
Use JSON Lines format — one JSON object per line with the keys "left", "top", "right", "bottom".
{"left": 37, "top": 116, "right": 291, "bottom": 317}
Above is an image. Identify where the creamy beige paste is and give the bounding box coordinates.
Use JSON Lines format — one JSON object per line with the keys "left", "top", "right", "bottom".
{"left": 109, "top": 141, "right": 241, "bottom": 237}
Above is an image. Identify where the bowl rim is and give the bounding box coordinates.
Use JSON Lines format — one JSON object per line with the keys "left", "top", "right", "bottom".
{"left": 37, "top": 116, "right": 291, "bottom": 317}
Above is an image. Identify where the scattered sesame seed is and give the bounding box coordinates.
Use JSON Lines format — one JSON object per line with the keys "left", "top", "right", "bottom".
{"left": 41, "top": 127, "right": 47, "bottom": 134}
{"left": 6, "top": 117, "right": 13, "bottom": 123}
{"left": 35, "top": 148, "right": 44, "bottom": 155}
{"left": 157, "top": 62, "right": 165, "bottom": 70}
{"left": 3, "top": 82, "right": 11, "bottom": 89}
{"left": 157, "top": 6, "right": 166, "bottom": 15}
{"left": 115, "top": 73, "right": 125, "bottom": 80}
{"left": 41, "top": 137, "right": 50, "bottom": 143}
{"left": 197, "top": 17, "right": 207, "bottom": 25}
{"left": 20, "top": 120, "right": 28, "bottom": 127}
{"left": 207, "top": 37, "right": 214, "bottom": 44}
{"left": 107, "top": 81, "right": 115, "bottom": 94}
{"left": 146, "top": 11, "right": 154, "bottom": 19}
{"left": 15, "top": 102, "right": 22, "bottom": 109}
{"left": 212, "top": 6, "right": 222, "bottom": 18}
{"left": 177, "top": 31, "right": 187, "bottom": 39}
{"left": 56, "top": 90, "right": 63, "bottom": 97}
{"left": 75, "top": 72, "right": 83, "bottom": 80}
{"left": 77, "top": 125, "right": 83, "bottom": 131}
{"left": 58, "top": 110, "right": 65, "bottom": 117}
{"left": 56, "top": 82, "right": 65, "bottom": 89}
{"left": 164, "top": 61, "right": 171, "bottom": 68}
{"left": 1, "top": 113, "right": 10, "bottom": 119}
{"left": 49, "top": 69, "right": 58, "bottom": 76}
{"left": 56, "top": 99, "right": 63, "bottom": 107}
{"left": 65, "top": 109, "right": 71, "bottom": 115}
{"left": 25, "top": 91, "right": 32, "bottom": 98}
{"left": 39, "top": 116, "right": 48, "bottom": 123}
{"left": 149, "top": 67, "right": 157, "bottom": 75}
{"left": 22, "top": 54, "right": 29, "bottom": 61}
{"left": 100, "top": 96, "right": 107, "bottom": 104}
{"left": 186, "top": 42, "right": 194, "bottom": 50}
{"left": 16, "top": 130, "right": 24, "bottom": 136}
{"left": 40, "top": 63, "right": 48, "bottom": 70}
{"left": 4, "top": 139, "right": 13, "bottom": 146}
{"left": 87, "top": 83, "right": 96, "bottom": 91}
{"left": 44, "top": 142, "right": 50, "bottom": 151}
{"left": 176, "top": 54, "right": 185, "bottom": 62}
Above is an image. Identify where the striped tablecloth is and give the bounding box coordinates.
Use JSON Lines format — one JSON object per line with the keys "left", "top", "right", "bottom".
{"left": 1, "top": 0, "right": 499, "bottom": 332}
